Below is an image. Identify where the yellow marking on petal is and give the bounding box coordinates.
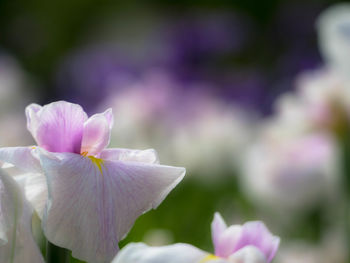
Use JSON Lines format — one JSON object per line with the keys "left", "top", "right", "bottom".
{"left": 200, "top": 254, "right": 220, "bottom": 262}
{"left": 31, "top": 146, "right": 36, "bottom": 150}
{"left": 81, "top": 151, "right": 88, "bottom": 157}
{"left": 87, "top": 156, "right": 104, "bottom": 175}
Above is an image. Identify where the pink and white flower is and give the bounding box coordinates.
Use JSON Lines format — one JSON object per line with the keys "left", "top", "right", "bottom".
{"left": 0, "top": 101, "right": 186, "bottom": 263}
{"left": 112, "top": 212, "right": 280, "bottom": 263}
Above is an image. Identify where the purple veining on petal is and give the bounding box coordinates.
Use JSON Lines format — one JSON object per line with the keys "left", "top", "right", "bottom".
{"left": 26, "top": 101, "right": 88, "bottom": 154}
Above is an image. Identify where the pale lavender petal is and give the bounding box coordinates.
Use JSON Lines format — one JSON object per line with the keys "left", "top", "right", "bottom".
{"left": 211, "top": 213, "right": 242, "bottom": 258}
{"left": 0, "top": 171, "right": 45, "bottom": 263}
{"left": 229, "top": 246, "right": 267, "bottom": 263}
{"left": 102, "top": 108, "right": 114, "bottom": 129}
{"left": 100, "top": 148, "right": 159, "bottom": 164}
{"left": 112, "top": 243, "right": 210, "bottom": 263}
{"left": 37, "top": 149, "right": 185, "bottom": 263}
{"left": 25, "top": 103, "right": 42, "bottom": 135}
{"left": 81, "top": 109, "right": 113, "bottom": 156}
{"left": 15, "top": 173, "right": 48, "bottom": 219}
{"left": 0, "top": 146, "right": 41, "bottom": 173}
{"left": 233, "top": 222, "right": 280, "bottom": 263}
{"left": 211, "top": 213, "right": 228, "bottom": 253}
{"left": 25, "top": 101, "right": 88, "bottom": 153}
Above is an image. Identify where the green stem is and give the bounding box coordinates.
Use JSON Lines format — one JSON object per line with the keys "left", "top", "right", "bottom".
{"left": 46, "top": 241, "right": 70, "bottom": 263}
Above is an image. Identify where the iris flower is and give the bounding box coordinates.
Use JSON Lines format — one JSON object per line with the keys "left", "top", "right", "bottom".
{"left": 0, "top": 101, "right": 186, "bottom": 263}
{"left": 113, "top": 212, "right": 280, "bottom": 263}
{"left": 0, "top": 170, "right": 44, "bottom": 263}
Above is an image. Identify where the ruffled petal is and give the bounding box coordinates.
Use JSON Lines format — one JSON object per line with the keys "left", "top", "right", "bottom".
{"left": 0, "top": 146, "right": 41, "bottom": 173}
{"left": 25, "top": 101, "right": 87, "bottom": 153}
{"left": 37, "top": 149, "right": 185, "bottom": 263}
{"left": 234, "top": 222, "right": 280, "bottom": 263}
{"left": 229, "top": 246, "right": 267, "bottom": 263}
{"left": 112, "top": 243, "right": 209, "bottom": 263}
{"left": 81, "top": 109, "right": 113, "bottom": 156}
{"left": 0, "top": 171, "right": 45, "bottom": 263}
{"left": 100, "top": 148, "right": 159, "bottom": 164}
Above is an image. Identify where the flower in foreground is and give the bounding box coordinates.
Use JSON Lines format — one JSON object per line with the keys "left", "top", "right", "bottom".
{"left": 0, "top": 101, "right": 186, "bottom": 263}
{"left": 112, "top": 212, "right": 280, "bottom": 263}
{"left": 0, "top": 170, "right": 44, "bottom": 263}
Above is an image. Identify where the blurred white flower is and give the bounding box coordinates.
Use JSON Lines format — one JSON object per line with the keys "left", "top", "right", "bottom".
{"left": 317, "top": 3, "right": 350, "bottom": 79}
{"left": 103, "top": 71, "right": 255, "bottom": 179}
{"left": 276, "top": 68, "right": 350, "bottom": 134}
{"left": 240, "top": 122, "right": 338, "bottom": 211}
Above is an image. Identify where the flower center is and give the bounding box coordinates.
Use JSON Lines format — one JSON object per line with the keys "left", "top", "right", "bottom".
{"left": 82, "top": 153, "right": 105, "bottom": 175}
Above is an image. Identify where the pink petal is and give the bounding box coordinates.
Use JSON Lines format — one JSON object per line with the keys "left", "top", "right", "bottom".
{"left": 211, "top": 213, "right": 242, "bottom": 258}
{"left": 37, "top": 149, "right": 185, "bottom": 263}
{"left": 233, "top": 222, "right": 280, "bottom": 263}
{"left": 211, "top": 213, "right": 228, "bottom": 254}
{"left": 81, "top": 109, "right": 113, "bottom": 156}
{"left": 25, "top": 101, "right": 87, "bottom": 153}
{"left": 0, "top": 146, "right": 41, "bottom": 173}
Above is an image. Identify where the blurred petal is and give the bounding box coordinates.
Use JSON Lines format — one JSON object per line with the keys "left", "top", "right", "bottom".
{"left": 317, "top": 3, "right": 350, "bottom": 77}
{"left": 229, "top": 246, "right": 267, "bottom": 263}
{"left": 100, "top": 148, "right": 159, "bottom": 164}
{"left": 25, "top": 101, "right": 87, "bottom": 153}
{"left": 0, "top": 171, "right": 44, "bottom": 263}
{"left": 112, "top": 243, "right": 210, "bottom": 263}
{"left": 234, "top": 222, "right": 280, "bottom": 263}
{"left": 0, "top": 146, "right": 41, "bottom": 173}
{"left": 81, "top": 109, "right": 113, "bottom": 156}
{"left": 211, "top": 213, "right": 242, "bottom": 258}
{"left": 37, "top": 149, "right": 185, "bottom": 263}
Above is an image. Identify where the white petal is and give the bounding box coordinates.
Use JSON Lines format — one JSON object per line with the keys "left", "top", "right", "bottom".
{"left": 229, "top": 246, "right": 267, "bottom": 263}
{"left": 112, "top": 242, "right": 209, "bottom": 263}
{"left": 38, "top": 149, "right": 185, "bottom": 263}
{"left": 0, "top": 171, "right": 45, "bottom": 263}
{"left": 100, "top": 148, "right": 159, "bottom": 164}
{"left": 15, "top": 173, "right": 48, "bottom": 219}
{"left": 0, "top": 146, "right": 41, "bottom": 173}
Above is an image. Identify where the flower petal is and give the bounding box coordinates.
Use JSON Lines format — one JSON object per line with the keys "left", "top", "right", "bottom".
{"left": 234, "top": 222, "right": 280, "bottom": 263}
{"left": 25, "top": 103, "right": 42, "bottom": 135}
{"left": 0, "top": 171, "right": 45, "bottom": 263}
{"left": 100, "top": 148, "right": 159, "bottom": 164}
{"left": 229, "top": 246, "right": 267, "bottom": 263}
{"left": 37, "top": 149, "right": 185, "bottom": 263}
{"left": 211, "top": 213, "right": 242, "bottom": 258}
{"left": 0, "top": 146, "right": 41, "bottom": 173}
{"left": 112, "top": 243, "right": 209, "bottom": 263}
{"left": 81, "top": 109, "right": 113, "bottom": 156}
{"left": 25, "top": 101, "right": 87, "bottom": 153}
{"left": 15, "top": 173, "right": 48, "bottom": 219}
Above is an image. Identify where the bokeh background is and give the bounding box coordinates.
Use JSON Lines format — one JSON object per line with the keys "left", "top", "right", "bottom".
{"left": 1, "top": 0, "right": 350, "bottom": 262}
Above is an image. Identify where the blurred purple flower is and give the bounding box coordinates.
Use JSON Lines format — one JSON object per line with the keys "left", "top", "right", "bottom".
{"left": 56, "top": 46, "right": 139, "bottom": 112}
